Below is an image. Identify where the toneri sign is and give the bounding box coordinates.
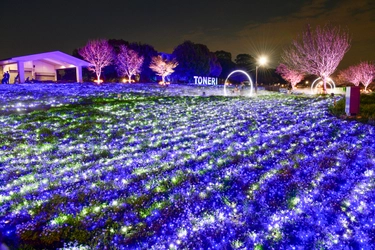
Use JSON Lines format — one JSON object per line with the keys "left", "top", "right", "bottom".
{"left": 193, "top": 76, "right": 218, "bottom": 85}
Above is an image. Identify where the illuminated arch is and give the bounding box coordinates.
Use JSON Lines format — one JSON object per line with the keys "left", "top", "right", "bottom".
{"left": 224, "top": 70, "right": 254, "bottom": 96}
{"left": 310, "top": 77, "right": 336, "bottom": 94}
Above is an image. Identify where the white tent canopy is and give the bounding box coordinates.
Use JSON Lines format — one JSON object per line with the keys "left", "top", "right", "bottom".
{"left": 0, "top": 51, "right": 90, "bottom": 83}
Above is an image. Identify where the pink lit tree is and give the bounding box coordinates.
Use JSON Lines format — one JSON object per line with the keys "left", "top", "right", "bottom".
{"left": 79, "top": 39, "right": 114, "bottom": 84}
{"left": 339, "top": 61, "right": 375, "bottom": 91}
{"left": 116, "top": 45, "right": 144, "bottom": 83}
{"left": 338, "top": 65, "right": 361, "bottom": 87}
{"left": 358, "top": 61, "right": 375, "bottom": 92}
{"left": 149, "top": 55, "right": 178, "bottom": 83}
{"left": 282, "top": 24, "right": 351, "bottom": 93}
{"left": 275, "top": 63, "right": 304, "bottom": 90}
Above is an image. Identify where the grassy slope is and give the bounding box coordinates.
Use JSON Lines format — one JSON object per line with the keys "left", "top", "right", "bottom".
{"left": 329, "top": 93, "right": 375, "bottom": 123}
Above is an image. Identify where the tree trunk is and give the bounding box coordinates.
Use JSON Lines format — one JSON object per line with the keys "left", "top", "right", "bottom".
{"left": 162, "top": 75, "right": 165, "bottom": 83}
{"left": 97, "top": 74, "right": 101, "bottom": 84}
{"left": 128, "top": 74, "right": 132, "bottom": 83}
{"left": 322, "top": 77, "right": 327, "bottom": 94}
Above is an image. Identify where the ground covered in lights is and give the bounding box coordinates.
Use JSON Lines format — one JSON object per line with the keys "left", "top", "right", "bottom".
{"left": 1, "top": 83, "right": 375, "bottom": 249}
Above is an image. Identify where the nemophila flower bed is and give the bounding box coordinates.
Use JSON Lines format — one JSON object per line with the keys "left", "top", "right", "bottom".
{"left": 0, "top": 83, "right": 224, "bottom": 115}
{"left": 0, "top": 83, "right": 171, "bottom": 114}
{"left": 1, "top": 85, "right": 375, "bottom": 249}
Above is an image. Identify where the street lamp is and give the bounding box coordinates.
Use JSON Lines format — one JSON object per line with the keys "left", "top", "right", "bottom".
{"left": 255, "top": 56, "right": 267, "bottom": 94}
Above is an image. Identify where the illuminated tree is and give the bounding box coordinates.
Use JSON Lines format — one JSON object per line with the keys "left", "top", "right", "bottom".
{"left": 79, "top": 39, "right": 114, "bottom": 83}
{"left": 358, "top": 61, "right": 375, "bottom": 92}
{"left": 339, "top": 62, "right": 375, "bottom": 91}
{"left": 282, "top": 24, "right": 351, "bottom": 93}
{"left": 338, "top": 65, "right": 361, "bottom": 87}
{"left": 107, "top": 40, "right": 158, "bottom": 82}
{"left": 149, "top": 55, "right": 178, "bottom": 83}
{"left": 275, "top": 63, "right": 304, "bottom": 90}
{"left": 116, "top": 45, "right": 144, "bottom": 83}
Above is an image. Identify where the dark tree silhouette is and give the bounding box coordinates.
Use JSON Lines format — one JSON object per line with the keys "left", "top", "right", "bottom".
{"left": 172, "top": 41, "right": 212, "bottom": 82}
{"left": 209, "top": 53, "right": 222, "bottom": 77}
{"left": 235, "top": 54, "right": 255, "bottom": 73}
{"left": 214, "top": 50, "right": 236, "bottom": 79}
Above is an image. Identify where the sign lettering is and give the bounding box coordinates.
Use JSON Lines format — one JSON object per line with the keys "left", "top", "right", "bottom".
{"left": 193, "top": 76, "right": 218, "bottom": 85}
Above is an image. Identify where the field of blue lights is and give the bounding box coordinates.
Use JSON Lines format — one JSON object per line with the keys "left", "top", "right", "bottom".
{"left": 1, "top": 83, "right": 375, "bottom": 249}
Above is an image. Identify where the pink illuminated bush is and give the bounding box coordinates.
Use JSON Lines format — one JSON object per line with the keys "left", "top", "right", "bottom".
{"left": 338, "top": 64, "right": 361, "bottom": 86}
{"left": 339, "top": 61, "right": 375, "bottom": 91}
{"left": 275, "top": 63, "right": 304, "bottom": 90}
{"left": 358, "top": 61, "right": 375, "bottom": 92}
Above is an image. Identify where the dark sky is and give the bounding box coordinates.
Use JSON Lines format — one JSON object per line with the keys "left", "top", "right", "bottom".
{"left": 1, "top": 0, "right": 374, "bottom": 69}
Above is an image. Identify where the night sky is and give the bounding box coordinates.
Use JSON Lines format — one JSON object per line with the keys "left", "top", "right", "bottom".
{"left": 1, "top": 0, "right": 374, "bottom": 69}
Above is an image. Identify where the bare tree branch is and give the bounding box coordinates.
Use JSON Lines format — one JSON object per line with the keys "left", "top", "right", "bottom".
{"left": 276, "top": 63, "right": 305, "bottom": 90}
{"left": 149, "top": 55, "right": 178, "bottom": 83}
{"left": 282, "top": 23, "right": 351, "bottom": 93}
{"left": 79, "top": 39, "right": 114, "bottom": 84}
{"left": 116, "top": 45, "right": 144, "bottom": 83}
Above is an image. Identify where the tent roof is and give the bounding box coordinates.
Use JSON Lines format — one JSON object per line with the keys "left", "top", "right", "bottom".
{"left": 0, "top": 51, "right": 91, "bottom": 67}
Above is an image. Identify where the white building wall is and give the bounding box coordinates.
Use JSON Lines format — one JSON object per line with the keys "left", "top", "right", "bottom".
{"left": 1, "top": 52, "right": 89, "bottom": 83}
{"left": 33, "top": 60, "right": 56, "bottom": 81}
{"left": 2, "top": 63, "right": 18, "bottom": 83}
{"left": 24, "top": 61, "right": 33, "bottom": 68}
{"left": 33, "top": 61, "right": 55, "bottom": 73}
{"left": 2, "top": 61, "right": 55, "bottom": 83}
{"left": 1, "top": 61, "right": 54, "bottom": 83}
{"left": 23, "top": 61, "right": 34, "bottom": 80}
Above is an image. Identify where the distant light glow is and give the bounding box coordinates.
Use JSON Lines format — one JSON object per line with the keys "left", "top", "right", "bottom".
{"left": 224, "top": 70, "right": 254, "bottom": 96}
{"left": 159, "top": 81, "right": 170, "bottom": 86}
{"left": 310, "top": 77, "right": 336, "bottom": 94}
{"left": 258, "top": 56, "right": 268, "bottom": 66}
{"left": 122, "top": 78, "right": 135, "bottom": 83}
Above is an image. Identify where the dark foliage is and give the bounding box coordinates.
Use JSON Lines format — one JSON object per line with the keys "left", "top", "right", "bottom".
{"left": 235, "top": 54, "right": 255, "bottom": 73}
{"left": 172, "top": 41, "right": 213, "bottom": 82}
{"left": 214, "top": 50, "right": 236, "bottom": 79}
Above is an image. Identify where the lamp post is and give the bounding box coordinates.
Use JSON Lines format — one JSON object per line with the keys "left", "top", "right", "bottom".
{"left": 255, "top": 56, "right": 267, "bottom": 94}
